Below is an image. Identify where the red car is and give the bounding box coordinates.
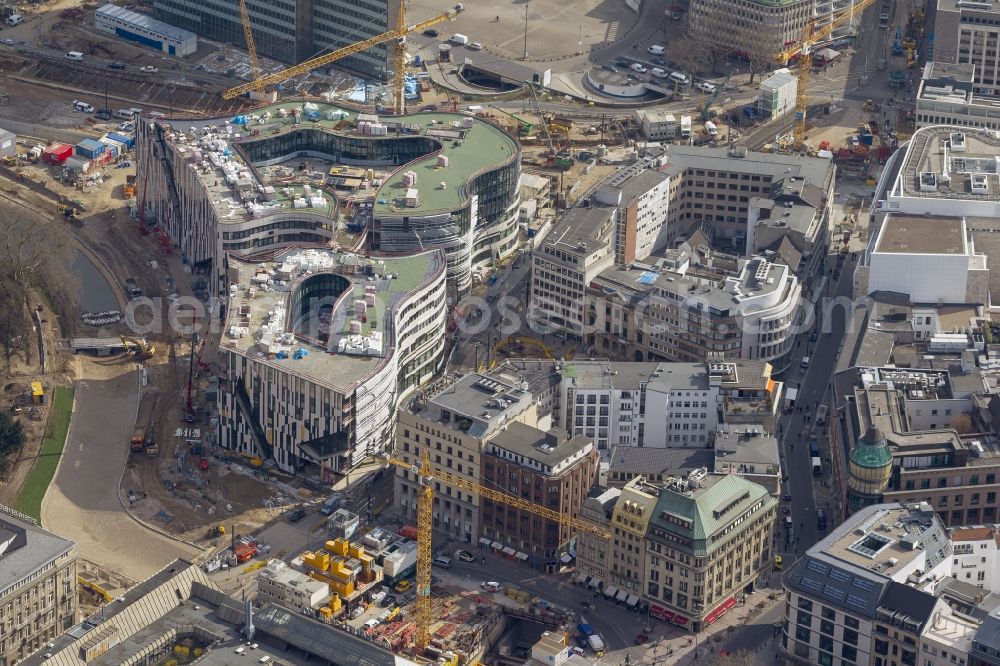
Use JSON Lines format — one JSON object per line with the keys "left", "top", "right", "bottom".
{"left": 634, "top": 633, "right": 648, "bottom": 645}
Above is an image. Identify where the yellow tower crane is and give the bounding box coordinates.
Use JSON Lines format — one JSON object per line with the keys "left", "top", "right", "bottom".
{"left": 223, "top": 2, "right": 464, "bottom": 114}
{"left": 381, "top": 450, "right": 610, "bottom": 653}
{"left": 238, "top": 0, "right": 261, "bottom": 84}
{"left": 775, "top": 0, "right": 877, "bottom": 149}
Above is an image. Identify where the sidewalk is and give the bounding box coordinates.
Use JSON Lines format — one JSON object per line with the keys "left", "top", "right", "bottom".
{"left": 599, "top": 587, "right": 785, "bottom": 665}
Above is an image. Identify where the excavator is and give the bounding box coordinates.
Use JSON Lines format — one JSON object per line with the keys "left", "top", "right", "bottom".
{"left": 120, "top": 336, "right": 155, "bottom": 360}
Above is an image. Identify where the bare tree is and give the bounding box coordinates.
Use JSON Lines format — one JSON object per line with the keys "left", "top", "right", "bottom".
{"left": 0, "top": 202, "right": 73, "bottom": 364}
{"left": 669, "top": 32, "right": 716, "bottom": 77}
{"left": 950, "top": 413, "right": 974, "bottom": 434}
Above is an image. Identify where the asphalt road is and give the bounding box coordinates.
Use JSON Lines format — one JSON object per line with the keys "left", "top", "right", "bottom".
{"left": 434, "top": 549, "right": 659, "bottom": 650}
{"left": 41, "top": 366, "right": 200, "bottom": 580}
{"left": 777, "top": 250, "right": 861, "bottom": 558}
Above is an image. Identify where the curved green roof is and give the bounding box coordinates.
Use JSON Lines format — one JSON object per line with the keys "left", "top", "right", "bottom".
{"left": 850, "top": 426, "right": 892, "bottom": 469}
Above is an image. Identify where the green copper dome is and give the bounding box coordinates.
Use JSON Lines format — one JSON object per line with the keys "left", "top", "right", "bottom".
{"left": 850, "top": 426, "right": 892, "bottom": 468}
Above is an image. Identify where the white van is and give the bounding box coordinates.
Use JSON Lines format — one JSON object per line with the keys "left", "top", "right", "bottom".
{"left": 73, "top": 100, "right": 94, "bottom": 113}
{"left": 705, "top": 121, "right": 718, "bottom": 136}
{"left": 668, "top": 71, "right": 689, "bottom": 86}
{"left": 6, "top": 14, "right": 23, "bottom": 26}
{"left": 647, "top": 44, "right": 665, "bottom": 55}
{"left": 651, "top": 67, "right": 668, "bottom": 79}
{"left": 116, "top": 109, "right": 136, "bottom": 120}
{"left": 66, "top": 51, "right": 84, "bottom": 61}
{"left": 432, "top": 555, "right": 452, "bottom": 569}
{"left": 449, "top": 33, "right": 469, "bottom": 46}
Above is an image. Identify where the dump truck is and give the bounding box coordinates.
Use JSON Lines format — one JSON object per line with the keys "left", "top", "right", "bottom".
{"left": 234, "top": 542, "right": 257, "bottom": 563}
{"left": 130, "top": 427, "right": 146, "bottom": 453}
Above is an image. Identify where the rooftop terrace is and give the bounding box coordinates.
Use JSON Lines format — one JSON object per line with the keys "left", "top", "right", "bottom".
{"left": 158, "top": 102, "right": 518, "bottom": 223}
{"left": 222, "top": 247, "right": 444, "bottom": 393}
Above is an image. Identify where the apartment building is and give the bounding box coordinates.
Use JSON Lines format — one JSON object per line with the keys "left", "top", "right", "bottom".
{"left": 0, "top": 506, "right": 78, "bottom": 666}
{"left": 606, "top": 477, "right": 663, "bottom": 601}
{"left": 480, "top": 424, "right": 599, "bottom": 571}
{"left": 780, "top": 503, "right": 954, "bottom": 666}
{"left": 934, "top": 0, "right": 1000, "bottom": 97}
{"left": 833, "top": 365, "right": 1000, "bottom": 527}
{"left": 154, "top": 0, "right": 397, "bottom": 78}
{"left": 687, "top": 0, "right": 812, "bottom": 62}
{"left": 645, "top": 470, "right": 777, "bottom": 633}
{"left": 575, "top": 487, "right": 620, "bottom": 588}
{"left": 394, "top": 371, "right": 542, "bottom": 542}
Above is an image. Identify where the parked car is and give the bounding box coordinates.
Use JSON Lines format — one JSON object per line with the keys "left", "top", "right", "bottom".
{"left": 423, "top": 28, "right": 439, "bottom": 37}
{"left": 630, "top": 63, "right": 647, "bottom": 73}
{"left": 694, "top": 81, "right": 717, "bottom": 93}
{"left": 139, "top": 65, "right": 159, "bottom": 73}
{"left": 0, "top": 39, "right": 14, "bottom": 46}
{"left": 72, "top": 100, "right": 95, "bottom": 113}
{"left": 467, "top": 42, "right": 483, "bottom": 51}
{"left": 481, "top": 581, "right": 502, "bottom": 592}
{"left": 381, "top": 594, "right": 397, "bottom": 608}
{"left": 107, "top": 61, "right": 125, "bottom": 70}
{"left": 118, "top": 121, "right": 135, "bottom": 132}
{"left": 94, "top": 109, "right": 113, "bottom": 121}
{"left": 286, "top": 507, "right": 306, "bottom": 523}
{"left": 363, "top": 619, "right": 380, "bottom": 630}
{"left": 809, "top": 330, "right": 819, "bottom": 341}
{"left": 455, "top": 550, "right": 475, "bottom": 562}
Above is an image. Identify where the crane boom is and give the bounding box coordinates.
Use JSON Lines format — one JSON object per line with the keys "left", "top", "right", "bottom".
{"left": 238, "top": 0, "right": 260, "bottom": 83}
{"left": 774, "top": 0, "right": 878, "bottom": 148}
{"left": 223, "top": 5, "right": 463, "bottom": 101}
{"left": 381, "top": 450, "right": 608, "bottom": 652}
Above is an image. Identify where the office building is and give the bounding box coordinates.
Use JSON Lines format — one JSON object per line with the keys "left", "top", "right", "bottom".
{"left": 780, "top": 503, "right": 954, "bottom": 666}
{"left": 136, "top": 104, "right": 520, "bottom": 297}
{"left": 635, "top": 109, "right": 677, "bottom": 141}
{"left": 530, "top": 146, "right": 833, "bottom": 370}
{"left": 832, "top": 365, "right": 1000, "bottom": 527}
{"left": 687, "top": 0, "right": 812, "bottom": 62}
{"left": 218, "top": 247, "right": 447, "bottom": 477}
{"left": 606, "top": 477, "right": 663, "bottom": 600}
{"left": 645, "top": 471, "right": 777, "bottom": 632}
{"left": 934, "top": 0, "right": 1000, "bottom": 97}
{"left": 480, "top": 424, "right": 599, "bottom": 571}
{"left": 0, "top": 507, "right": 77, "bottom": 666}
{"left": 912, "top": 62, "right": 1000, "bottom": 131}
{"left": 394, "top": 371, "right": 544, "bottom": 542}
{"left": 153, "top": 0, "right": 396, "bottom": 78}
{"left": 557, "top": 359, "right": 781, "bottom": 455}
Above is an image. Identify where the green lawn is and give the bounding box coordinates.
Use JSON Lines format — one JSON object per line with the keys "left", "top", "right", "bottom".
{"left": 16, "top": 386, "right": 74, "bottom": 521}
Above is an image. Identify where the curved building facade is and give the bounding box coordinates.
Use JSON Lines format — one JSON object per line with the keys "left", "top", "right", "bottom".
{"left": 846, "top": 426, "right": 894, "bottom": 513}
{"left": 136, "top": 101, "right": 521, "bottom": 296}
{"left": 219, "top": 247, "right": 448, "bottom": 477}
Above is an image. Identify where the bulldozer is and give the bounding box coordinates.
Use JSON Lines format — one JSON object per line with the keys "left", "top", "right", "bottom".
{"left": 120, "top": 336, "right": 155, "bottom": 360}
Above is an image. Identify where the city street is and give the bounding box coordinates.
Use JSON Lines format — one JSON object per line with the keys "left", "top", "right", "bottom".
{"left": 776, "top": 247, "right": 862, "bottom": 557}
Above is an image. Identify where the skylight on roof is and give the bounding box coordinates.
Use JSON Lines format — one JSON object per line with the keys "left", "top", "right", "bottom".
{"left": 848, "top": 532, "right": 893, "bottom": 558}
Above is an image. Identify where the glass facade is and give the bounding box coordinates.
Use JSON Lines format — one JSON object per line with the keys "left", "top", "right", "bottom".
{"left": 312, "top": 0, "right": 390, "bottom": 80}
{"left": 240, "top": 129, "right": 440, "bottom": 166}
{"left": 154, "top": 0, "right": 299, "bottom": 63}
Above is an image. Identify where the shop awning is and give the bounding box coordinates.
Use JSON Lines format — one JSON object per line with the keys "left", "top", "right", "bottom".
{"left": 560, "top": 553, "right": 573, "bottom": 564}
{"left": 589, "top": 578, "right": 603, "bottom": 589}
{"left": 626, "top": 594, "right": 639, "bottom": 607}
{"left": 516, "top": 551, "right": 529, "bottom": 561}
{"left": 576, "top": 571, "right": 589, "bottom": 583}
{"left": 706, "top": 610, "right": 720, "bottom": 625}
{"left": 722, "top": 597, "right": 738, "bottom": 612}
{"left": 674, "top": 615, "right": 689, "bottom": 626}
{"left": 491, "top": 541, "right": 503, "bottom": 549}
{"left": 603, "top": 585, "right": 619, "bottom": 599}
{"left": 616, "top": 590, "right": 629, "bottom": 602}
{"left": 479, "top": 537, "right": 492, "bottom": 546}
{"left": 502, "top": 546, "right": 516, "bottom": 556}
